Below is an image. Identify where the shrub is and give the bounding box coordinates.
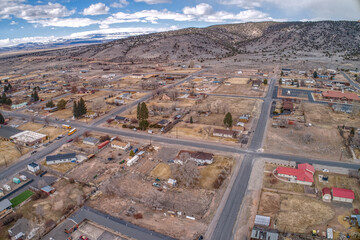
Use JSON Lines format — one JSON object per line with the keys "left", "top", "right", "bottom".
{"left": 133, "top": 213, "right": 143, "bottom": 219}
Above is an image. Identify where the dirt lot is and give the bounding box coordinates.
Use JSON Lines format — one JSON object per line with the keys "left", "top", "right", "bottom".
{"left": 0, "top": 140, "right": 31, "bottom": 169}
{"left": 16, "top": 178, "right": 91, "bottom": 226}
{"left": 265, "top": 121, "right": 348, "bottom": 161}
{"left": 18, "top": 122, "right": 66, "bottom": 140}
{"left": 304, "top": 103, "right": 360, "bottom": 128}
{"left": 213, "top": 84, "right": 267, "bottom": 97}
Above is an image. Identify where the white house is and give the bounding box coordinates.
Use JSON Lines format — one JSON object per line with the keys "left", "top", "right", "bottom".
{"left": 111, "top": 140, "right": 130, "bottom": 150}
{"left": 27, "top": 162, "right": 40, "bottom": 173}
{"left": 46, "top": 153, "right": 77, "bottom": 165}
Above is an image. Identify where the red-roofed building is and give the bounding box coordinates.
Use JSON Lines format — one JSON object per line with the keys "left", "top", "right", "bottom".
{"left": 322, "top": 188, "right": 331, "bottom": 202}
{"left": 298, "top": 163, "right": 315, "bottom": 175}
{"left": 322, "top": 91, "right": 360, "bottom": 102}
{"left": 332, "top": 188, "right": 355, "bottom": 203}
{"left": 275, "top": 165, "right": 314, "bottom": 186}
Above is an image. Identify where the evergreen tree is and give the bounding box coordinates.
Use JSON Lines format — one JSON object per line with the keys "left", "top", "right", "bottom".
{"left": 139, "top": 120, "right": 149, "bottom": 130}
{"left": 136, "top": 103, "right": 141, "bottom": 120}
{"left": 129, "top": 150, "right": 135, "bottom": 157}
{"left": 223, "top": 112, "right": 233, "bottom": 128}
{"left": 78, "top": 98, "right": 87, "bottom": 117}
{"left": 32, "top": 90, "right": 39, "bottom": 101}
{"left": 140, "top": 102, "right": 148, "bottom": 120}
{"left": 57, "top": 99, "right": 67, "bottom": 110}
{"left": 190, "top": 116, "right": 193, "bottom": 124}
{"left": 263, "top": 79, "right": 268, "bottom": 85}
{"left": 46, "top": 99, "right": 55, "bottom": 108}
{"left": 313, "top": 71, "right": 318, "bottom": 78}
{"left": 73, "top": 101, "right": 78, "bottom": 118}
{"left": 0, "top": 112, "right": 4, "bottom": 124}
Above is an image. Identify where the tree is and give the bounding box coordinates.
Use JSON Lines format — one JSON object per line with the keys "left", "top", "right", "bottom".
{"left": 139, "top": 120, "right": 149, "bottom": 130}
{"left": 140, "top": 102, "right": 148, "bottom": 120}
{"left": 0, "top": 112, "right": 4, "bottom": 124}
{"left": 136, "top": 103, "right": 141, "bottom": 120}
{"left": 313, "top": 71, "right": 318, "bottom": 79}
{"left": 14, "top": 142, "right": 24, "bottom": 155}
{"left": 92, "top": 99, "right": 105, "bottom": 112}
{"left": 32, "top": 90, "right": 39, "bottom": 101}
{"left": 280, "top": 71, "right": 284, "bottom": 76}
{"left": 172, "top": 160, "right": 199, "bottom": 188}
{"left": 263, "top": 79, "right": 268, "bottom": 85}
{"left": 57, "top": 99, "right": 67, "bottom": 110}
{"left": 73, "top": 101, "right": 79, "bottom": 119}
{"left": 129, "top": 150, "right": 135, "bottom": 157}
{"left": 190, "top": 116, "right": 193, "bottom": 124}
{"left": 71, "top": 86, "right": 77, "bottom": 94}
{"left": 223, "top": 112, "right": 233, "bottom": 128}
{"left": 46, "top": 99, "right": 55, "bottom": 108}
{"left": 279, "top": 79, "right": 282, "bottom": 85}
{"left": 78, "top": 98, "right": 87, "bottom": 117}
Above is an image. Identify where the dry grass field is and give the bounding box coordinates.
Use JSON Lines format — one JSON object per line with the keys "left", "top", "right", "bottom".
{"left": 213, "top": 84, "right": 267, "bottom": 97}
{"left": 150, "top": 163, "right": 172, "bottom": 180}
{"left": 0, "top": 140, "right": 31, "bottom": 169}
{"left": 262, "top": 171, "right": 305, "bottom": 193}
{"left": 199, "top": 156, "right": 234, "bottom": 189}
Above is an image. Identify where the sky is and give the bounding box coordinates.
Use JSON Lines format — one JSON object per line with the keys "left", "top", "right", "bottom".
{"left": 0, "top": 0, "right": 359, "bottom": 48}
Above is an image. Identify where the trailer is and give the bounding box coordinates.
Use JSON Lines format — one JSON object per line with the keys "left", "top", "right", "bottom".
{"left": 127, "top": 155, "right": 139, "bottom": 166}
{"left": 98, "top": 140, "right": 110, "bottom": 150}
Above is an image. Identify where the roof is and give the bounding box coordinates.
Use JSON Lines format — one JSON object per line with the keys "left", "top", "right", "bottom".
{"left": 282, "top": 68, "right": 291, "bottom": 71}
{"left": 0, "top": 125, "right": 23, "bottom": 139}
{"left": 10, "top": 130, "right": 46, "bottom": 143}
{"left": 322, "top": 187, "right": 331, "bottom": 196}
{"left": 213, "top": 128, "right": 238, "bottom": 135}
{"left": 46, "top": 153, "right": 76, "bottom": 162}
{"left": 276, "top": 166, "right": 314, "bottom": 183}
{"left": 41, "top": 186, "right": 55, "bottom": 193}
{"left": 332, "top": 188, "right": 355, "bottom": 199}
{"left": 254, "top": 215, "right": 270, "bottom": 226}
{"left": 111, "top": 140, "right": 128, "bottom": 147}
{"left": 0, "top": 199, "right": 12, "bottom": 211}
{"left": 157, "top": 119, "right": 169, "bottom": 125}
{"left": 83, "top": 137, "right": 99, "bottom": 144}
{"left": 115, "top": 116, "right": 127, "bottom": 121}
{"left": 251, "top": 228, "right": 278, "bottom": 240}
{"left": 28, "top": 162, "right": 39, "bottom": 168}
{"left": 298, "top": 163, "right": 315, "bottom": 173}
{"left": 9, "top": 218, "right": 30, "bottom": 237}
{"left": 177, "top": 150, "right": 214, "bottom": 161}
{"left": 322, "top": 91, "right": 359, "bottom": 101}
{"left": 283, "top": 101, "right": 294, "bottom": 111}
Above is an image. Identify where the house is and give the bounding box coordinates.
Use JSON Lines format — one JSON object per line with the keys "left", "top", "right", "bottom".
{"left": 322, "top": 188, "right": 332, "bottom": 202}
{"left": 282, "top": 101, "right": 294, "bottom": 112}
{"left": 176, "top": 150, "right": 214, "bottom": 165}
{"left": 322, "top": 91, "right": 360, "bottom": 102}
{"left": 114, "top": 116, "right": 129, "bottom": 123}
{"left": 239, "top": 115, "right": 250, "bottom": 123}
{"left": 46, "top": 153, "right": 77, "bottom": 165}
{"left": 111, "top": 140, "right": 130, "bottom": 150}
{"left": 27, "top": 162, "right": 40, "bottom": 173}
{"left": 0, "top": 199, "right": 12, "bottom": 218}
{"left": 281, "top": 68, "right": 291, "bottom": 75}
{"left": 252, "top": 79, "right": 262, "bottom": 89}
{"left": 41, "top": 186, "right": 55, "bottom": 195}
{"left": 298, "top": 163, "right": 315, "bottom": 174}
{"left": 118, "top": 92, "right": 132, "bottom": 99}
{"left": 213, "top": 129, "right": 239, "bottom": 138}
{"left": 161, "top": 94, "right": 171, "bottom": 101}
{"left": 254, "top": 215, "right": 270, "bottom": 227}
{"left": 114, "top": 98, "right": 125, "bottom": 105}
{"left": 10, "top": 131, "right": 47, "bottom": 146}
{"left": 251, "top": 227, "right": 279, "bottom": 240}
{"left": 82, "top": 137, "right": 99, "bottom": 146}
{"left": 275, "top": 164, "right": 314, "bottom": 186}
{"left": 157, "top": 119, "right": 170, "bottom": 127}
{"left": 332, "top": 188, "right": 355, "bottom": 203}
{"left": 8, "top": 218, "right": 30, "bottom": 239}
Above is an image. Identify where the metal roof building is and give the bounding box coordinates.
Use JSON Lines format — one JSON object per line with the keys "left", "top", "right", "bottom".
{"left": 254, "top": 215, "right": 271, "bottom": 227}
{"left": 0, "top": 199, "right": 12, "bottom": 212}
{"left": 251, "top": 227, "right": 278, "bottom": 240}
{"left": 0, "top": 125, "right": 23, "bottom": 140}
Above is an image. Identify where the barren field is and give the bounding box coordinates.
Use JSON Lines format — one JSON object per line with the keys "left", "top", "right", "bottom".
{"left": 213, "top": 84, "right": 267, "bottom": 97}
{"left": 18, "top": 122, "right": 66, "bottom": 140}
{"left": 264, "top": 121, "right": 348, "bottom": 161}
{"left": 0, "top": 140, "right": 31, "bottom": 169}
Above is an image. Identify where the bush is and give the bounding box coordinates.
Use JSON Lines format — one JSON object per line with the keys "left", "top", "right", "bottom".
{"left": 99, "top": 135, "right": 110, "bottom": 143}
{"left": 213, "top": 173, "right": 226, "bottom": 189}
{"left": 122, "top": 124, "right": 127, "bottom": 128}
{"left": 62, "top": 204, "right": 75, "bottom": 215}
{"left": 69, "top": 178, "right": 75, "bottom": 184}
{"left": 133, "top": 213, "right": 143, "bottom": 219}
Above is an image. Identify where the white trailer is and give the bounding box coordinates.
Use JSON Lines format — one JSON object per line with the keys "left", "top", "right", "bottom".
{"left": 127, "top": 156, "right": 139, "bottom": 166}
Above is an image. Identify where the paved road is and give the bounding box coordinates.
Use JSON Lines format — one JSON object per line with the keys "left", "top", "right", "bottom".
{"left": 211, "top": 155, "right": 253, "bottom": 240}
{"left": 207, "top": 93, "right": 264, "bottom": 100}
{"left": 341, "top": 71, "right": 360, "bottom": 91}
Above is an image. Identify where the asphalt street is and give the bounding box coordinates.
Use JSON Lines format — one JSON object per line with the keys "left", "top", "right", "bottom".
{"left": 342, "top": 71, "right": 360, "bottom": 91}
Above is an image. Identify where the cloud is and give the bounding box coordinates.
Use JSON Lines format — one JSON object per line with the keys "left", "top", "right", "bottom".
{"left": 134, "top": 0, "right": 171, "bottom": 5}
{"left": 219, "top": 0, "right": 360, "bottom": 20}
{"left": 0, "top": 1, "right": 74, "bottom": 21}
{"left": 83, "top": 3, "right": 110, "bottom": 16}
{"left": 0, "top": 26, "right": 179, "bottom": 48}
{"left": 10, "top": 21, "right": 18, "bottom": 25}
{"left": 111, "top": 0, "right": 129, "bottom": 8}
{"left": 183, "top": 3, "right": 213, "bottom": 16}
{"left": 30, "top": 18, "right": 99, "bottom": 28}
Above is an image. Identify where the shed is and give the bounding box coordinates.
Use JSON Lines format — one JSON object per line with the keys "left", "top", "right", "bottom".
{"left": 254, "top": 215, "right": 270, "bottom": 226}
{"left": 322, "top": 188, "right": 331, "bottom": 202}
{"left": 13, "top": 178, "right": 21, "bottom": 184}
{"left": 332, "top": 188, "right": 355, "bottom": 203}
{"left": 250, "top": 227, "right": 278, "bottom": 240}
{"left": 326, "top": 228, "right": 333, "bottom": 239}
{"left": 41, "top": 186, "right": 55, "bottom": 195}
{"left": 82, "top": 137, "right": 99, "bottom": 146}
{"left": 27, "top": 162, "right": 40, "bottom": 173}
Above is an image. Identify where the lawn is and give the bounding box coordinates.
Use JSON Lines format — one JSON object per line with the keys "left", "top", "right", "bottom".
{"left": 10, "top": 190, "right": 34, "bottom": 207}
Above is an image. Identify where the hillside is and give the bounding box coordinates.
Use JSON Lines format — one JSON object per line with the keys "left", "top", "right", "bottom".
{"left": 2, "top": 21, "right": 360, "bottom": 62}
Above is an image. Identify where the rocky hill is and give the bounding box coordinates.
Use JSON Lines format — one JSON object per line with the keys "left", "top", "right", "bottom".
{"left": 4, "top": 21, "right": 360, "bottom": 62}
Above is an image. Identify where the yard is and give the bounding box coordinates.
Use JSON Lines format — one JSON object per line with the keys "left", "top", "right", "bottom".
{"left": 10, "top": 190, "right": 34, "bottom": 207}
{"left": 0, "top": 140, "right": 31, "bottom": 169}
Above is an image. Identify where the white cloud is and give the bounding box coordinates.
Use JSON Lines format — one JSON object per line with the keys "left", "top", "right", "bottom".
{"left": 111, "top": 0, "right": 129, "bottom": 8}
{"left": 83, "top": 3, "right": 110, "bottom": 16}
{"left": 219, "top": 0, "right": 360, "bottom": 20}
{"left": 0, "top": 26, "right": 179, "bottom": 48}
{"left": 30, "top": 18, "right": 99, "bottom": 28}
{"left": 134, "top": 0, "right": 171, "bottom": 5}
{"left": 0, "top": 1, "right": 74, "bottom": 21}
{"left": 183, "top": 3, "right": 213, "bottom": 16}
{"left": 10, "top": 21, "right": 18, "bottom": 25}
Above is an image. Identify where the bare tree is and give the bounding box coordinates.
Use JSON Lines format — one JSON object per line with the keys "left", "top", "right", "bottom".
{"left": 14, "top": 142, "right": 24, "bottom": 155}
{"left": 143, "top": 190, "right": 164, "bottom": 210}
{"left": 167, "top": 91, "right": 179, "bottom": 101}
{"left": 172, "top": 159, "right": 199, "bottom": 188}
{"left": 44, "top": 116, "right": 50, "bottom": 126}
{"left": 92, "top": 99, "right": 106, "bottom": 112}
{"left": 303, "top": 133, "right": 315, "bottom": 144}
{"left": 203, "top": 126, "right": 212, "bottom": 136}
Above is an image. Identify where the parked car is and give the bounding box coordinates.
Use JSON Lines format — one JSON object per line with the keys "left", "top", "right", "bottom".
{"left": 322, "top": 169, "right": 329, "bottom": 172}
{"left": 79, "top": 236, "right": 89, "bottom": 240}
{"left": 31, "top": 151, "right": 37, "bottom": 155}
{"left": 152, "top": 183, "right": 161, "bottom": 187}
{"left": 67, "top": 139, "right": 73, "bottom": 143}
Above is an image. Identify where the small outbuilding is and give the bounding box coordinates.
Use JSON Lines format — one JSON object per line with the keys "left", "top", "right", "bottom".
{"left": 332, "top": 188, "right": 355, "bottom": 203}
{"left": 322, "top": 188, "right": 331, "bottom": 202}
{"left": 82, "top": 137, "right": 99, "bottom": 146}
{"left": 41, "top": 186, "right": 55, "bottom": 195}
{"left": 254, "top": 215, "right": 270, "bottom": 227}
{"left": 27, "top": 162, "right": 40, "bottom": 173}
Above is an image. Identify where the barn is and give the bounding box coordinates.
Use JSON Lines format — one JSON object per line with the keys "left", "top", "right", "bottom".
{"left": 332, "top": 188, "right": 355, "bottom": 203}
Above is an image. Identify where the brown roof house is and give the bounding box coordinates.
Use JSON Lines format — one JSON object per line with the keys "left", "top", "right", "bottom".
{"left": 213, "top": 129, "right": 239, "bottom": 138}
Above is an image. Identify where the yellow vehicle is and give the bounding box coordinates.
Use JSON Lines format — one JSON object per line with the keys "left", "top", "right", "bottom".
{"left": 68, "top": 128, "right": 77, "bottom": 136}
{"left": 62, "top": 124, "right": 72, "bottom": 129}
